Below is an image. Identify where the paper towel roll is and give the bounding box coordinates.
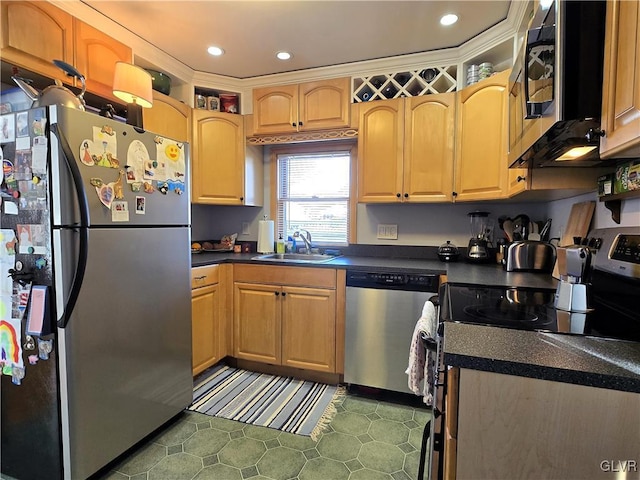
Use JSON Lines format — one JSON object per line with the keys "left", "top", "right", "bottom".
{"left": 257, "top": 220, "right": 275, "bottom": 253}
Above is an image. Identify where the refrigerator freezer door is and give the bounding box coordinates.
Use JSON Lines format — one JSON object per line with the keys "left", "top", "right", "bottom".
{"left": 56, "top": 226, "right": 192, "bottom": 479}
{"left": 49, "top": 106, "right": 190, "bottom": 228}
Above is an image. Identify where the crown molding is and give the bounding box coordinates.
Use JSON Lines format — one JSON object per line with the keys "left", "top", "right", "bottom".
{"left": 51, "top": 0, "right": 531, "bottom": 102}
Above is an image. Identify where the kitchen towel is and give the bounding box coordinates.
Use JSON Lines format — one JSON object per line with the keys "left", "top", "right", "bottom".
{"left": 406, "top": 299, "right": 437, "bottom": 406}
{"left": 257, "top": 219, "right": 274, "bottom": 253}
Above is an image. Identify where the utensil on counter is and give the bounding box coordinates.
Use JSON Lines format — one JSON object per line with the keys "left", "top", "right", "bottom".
{"left": 502, "top": 218, "right": 514, "bottom": 242}
{"left": 539, "top": 219, "right": 552, "bottom": 241}
{"left": 512, "top": 214, "right": 530, "bottom": 241}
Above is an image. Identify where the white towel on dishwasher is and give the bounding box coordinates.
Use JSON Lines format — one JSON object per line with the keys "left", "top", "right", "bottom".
{"left": 405, "top": 299, "right": 437, "bottom": 406}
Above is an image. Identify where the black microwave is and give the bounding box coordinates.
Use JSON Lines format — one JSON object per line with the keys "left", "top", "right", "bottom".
{"left": 508, "top": 0, "right": 606, "bottom": 168}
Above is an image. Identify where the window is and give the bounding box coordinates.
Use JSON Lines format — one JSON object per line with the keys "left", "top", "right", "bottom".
{"left": 271, "top": 143, "right": 356, "bottom": 247}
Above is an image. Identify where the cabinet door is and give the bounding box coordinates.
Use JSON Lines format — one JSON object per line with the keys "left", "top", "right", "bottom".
{"left": 192, "top": 284, "right": 219, "bottom": 375}
{"left": 234, "top": 283, "right": 281, "bottom": 364}
{"left": 357, "top": 98, "right": 404, "bottom": 202}
{"left": 507, "top": 167, "right": 528, "bottom": 196}
{"left": 192, "top": 110, "right": 245, "bottom": 204}
{"left": 281, "top": 286, "right": 336, "bottom": 373}
{"left": 143, "top": 90, "right": 191, "bottom": 142}
{"left": 253, "top": 84, "right": 298, "bottom": 134}
{"left": 299, "top": 77, "right": 351, "bottom": 131}
{"left": 1, "top": 1, "right": 74, "bottom": 81}
{"left": 73, "top": 20, "right": 132, "bottom": 101}
{"left": 454, "top": 70, "right": 509, "bottom": 201}
{"left": 600, "top": 0, "right": 640, "bottom": 158}
{"left": 404, "top": 93, "right": 456, "bottom": 202}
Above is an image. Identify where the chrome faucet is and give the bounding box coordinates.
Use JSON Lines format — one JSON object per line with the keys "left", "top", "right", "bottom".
{"left": 294, "top": 229, "right": 312, "bottom": 253}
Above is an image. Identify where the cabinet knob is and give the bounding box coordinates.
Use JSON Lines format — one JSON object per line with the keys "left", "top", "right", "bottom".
{"left": 404, "top": 193, "right": 409, "bottom": 198}
{"left": 452, "top": 191, "right": 458, "bottom": 197}
{"left": 292, "top": 122, "right": 297, "bottom": 127}
{"left": 275, "top": 291, "right": 280, "bottom": 296}
{"left": 298, "top": 121, "right": 303, "bottom": 126}
{"left": 396, "top": 193, "right": 401, "bottom": 198}
{"left": 240, "top": 197, "right": 244, "bottom": 201}
{"left": 517, "top": 175, "right": 526, "bottom": 183}
{"left": 282, "top": 292, "right": 287, "bottom": 297}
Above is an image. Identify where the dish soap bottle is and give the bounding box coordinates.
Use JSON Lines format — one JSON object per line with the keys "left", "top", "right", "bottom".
{"left": 276, "top": 234, "right": 285, "bottom": 253}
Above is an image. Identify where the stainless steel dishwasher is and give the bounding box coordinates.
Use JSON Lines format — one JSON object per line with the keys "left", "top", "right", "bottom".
{"left": 344, "top": 270, "right": 439, "bottom": 394}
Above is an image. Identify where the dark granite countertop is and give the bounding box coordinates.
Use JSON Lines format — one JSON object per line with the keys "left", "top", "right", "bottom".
{"left": 191, "top": 251, "right": 639, "bottom": 393}
{"left": 191, "top": 252, "right": 556, "bottom": 288}
{"left": 444, "top": 322, "right": 640, "bottom": 393}
{"left": 445, "top": 262, "right": 558, "bottom": 290}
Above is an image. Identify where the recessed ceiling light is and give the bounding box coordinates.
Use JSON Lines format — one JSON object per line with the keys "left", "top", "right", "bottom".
{"left": 440, "top": 14, "right": 459, "bottom": 26}
{"left": 207, "top": 46, "right": 224, "bottom": 56}
{"left": 276, "top": 51, "right": 292, "bottom": 60}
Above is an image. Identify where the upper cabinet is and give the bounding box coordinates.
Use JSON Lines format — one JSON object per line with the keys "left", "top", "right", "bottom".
{"left": 1, "top": 1, "right": 131, "bottom": 103}
{"left": 599, "top": 0, "right": 640, "bottom": 159}
{"left": 143, "top": 91, "right": 191, "bottom": 143}
{"left": 73, "top": 20, "right": 132, "bottom": 101}
{"left": 253, "top": 77, "right": 351, "bottom": 135}
{"left": 357, "top": 94, "right": 455, "bottom": 203}
{"left": 191, "top": 110, "right": 263, "bottom": 206}
{"left": 1, "top": 1, "right": 74, "bottom": 82}
{"left": 454, "top": 69, "right": 510, "bottom": 202}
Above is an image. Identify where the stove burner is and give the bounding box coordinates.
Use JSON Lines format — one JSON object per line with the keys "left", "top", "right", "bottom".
{"left": 462, "top": 305, "right": 550, "bottom": 326}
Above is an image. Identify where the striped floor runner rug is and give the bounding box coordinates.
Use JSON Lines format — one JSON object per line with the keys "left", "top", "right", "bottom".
{"left": 189, "top": 365, "right": 345, "bottom": 440}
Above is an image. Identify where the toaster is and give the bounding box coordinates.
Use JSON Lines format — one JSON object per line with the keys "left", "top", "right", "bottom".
{"left": 504, "top": 241, "right": 556, "bottom": 273}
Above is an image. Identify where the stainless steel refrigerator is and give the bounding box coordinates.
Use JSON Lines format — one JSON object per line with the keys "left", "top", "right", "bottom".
{"left": 1, "top": 105, "right": 193, "bottom": 479}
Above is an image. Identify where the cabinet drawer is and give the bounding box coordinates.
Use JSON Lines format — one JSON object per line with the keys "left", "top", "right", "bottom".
{"left": 234, "top": 264, "right": 336, "bottom": 289}
{"left": 191, "top": 265, "right": 219, "bottom": 288}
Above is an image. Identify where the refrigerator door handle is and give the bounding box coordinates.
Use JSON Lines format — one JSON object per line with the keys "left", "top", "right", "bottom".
{"left": 51, "top": 123, "right": 89, "bottom": 328}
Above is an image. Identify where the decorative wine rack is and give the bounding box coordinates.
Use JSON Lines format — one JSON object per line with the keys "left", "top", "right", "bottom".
{"left": 352, "top": 65, "right": 457, "bottom": 102}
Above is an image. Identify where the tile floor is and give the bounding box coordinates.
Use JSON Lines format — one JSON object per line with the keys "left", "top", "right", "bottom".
{"left": 93, "top": 389, "right": 432, "bottom": 480}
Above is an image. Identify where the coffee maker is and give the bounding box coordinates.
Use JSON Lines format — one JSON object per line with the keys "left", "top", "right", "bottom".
{"left": 554, "top": 246, "right": 592, "bottom": 313}
{"left": 466, "top": 211, "right": 492, "bottom": 262}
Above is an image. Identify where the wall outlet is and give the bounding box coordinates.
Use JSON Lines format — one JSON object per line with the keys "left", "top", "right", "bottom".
{"left": 241, "top": 222, "right": 250, "bottom": 235}
{"left": 377, "top": 224, "right": 398, "bottom": 240}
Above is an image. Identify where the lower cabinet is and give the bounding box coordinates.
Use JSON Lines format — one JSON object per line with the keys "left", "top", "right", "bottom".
{"left": 451, "top": 368, "right": 640, "bottom": 480}
{"left": 191, "top": 264, "right": 232, "bottom": 375}
{"left": 233, "top": 264, "right": 338, "bottom": 373}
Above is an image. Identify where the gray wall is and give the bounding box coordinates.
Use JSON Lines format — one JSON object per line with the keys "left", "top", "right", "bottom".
{"left": 192, "top": 151, "right": 640, "bottom": 245}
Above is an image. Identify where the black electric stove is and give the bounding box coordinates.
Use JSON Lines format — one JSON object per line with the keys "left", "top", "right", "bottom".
{"left": 441, "top": 227, "right": 640, "bottom": 343}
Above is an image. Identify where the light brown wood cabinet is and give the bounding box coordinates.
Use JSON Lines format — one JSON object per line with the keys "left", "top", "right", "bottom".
{"left": 1, "top": 1, "right": 74, "bottom": 82}
{"left": 191, "top": 110, "right": 263, "bottom": 205}
{"left": 191, "top": 264, "right": 232, "bottom": 376}
{"left": 358, "top": 93, "right": 456, "bottom": 203}
{"left": 600, "top": 0, "right": 640, "bottom": 159}
{"left": 1, "top": 2, "right": 131, "bottom": 103}
{"left": 233, "top": 265, "right": 337, "bottom": 373}
{"left": 191, "top": 265, "right": 221, "bottom": 375}
{"left": 143, "top": 90, "right": 191, "bottom": 142}
{"left": 454, "top": 69, "right": 511, "bottom": 201}
{"left": 253, "top": 77, "right": 351, "bottom": 135}
{"left": 73, "top": 19, "right": 132, "bottom": 102}
{"left": 452, "top": 368, "right": 640, "bottom": 480}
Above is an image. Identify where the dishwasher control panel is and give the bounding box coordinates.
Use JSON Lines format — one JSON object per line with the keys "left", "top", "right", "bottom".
{"left": 346, "top": 270, "right": 438, "bottom": 291}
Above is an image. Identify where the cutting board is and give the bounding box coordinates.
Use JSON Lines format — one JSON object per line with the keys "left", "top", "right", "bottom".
{"left": 559, "top": 201, "right": 596, "bottom": 247}
{"left": 553, "top": 201, "right": 595, "bottom": 279}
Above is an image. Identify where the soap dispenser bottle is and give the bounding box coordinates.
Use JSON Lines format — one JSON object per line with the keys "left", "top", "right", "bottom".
{"left": 276, "top": 234, "right": 285, "bottom": 253}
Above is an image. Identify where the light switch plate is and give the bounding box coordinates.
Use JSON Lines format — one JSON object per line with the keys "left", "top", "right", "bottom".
{"left": 241, "top": 222, "right": 250, "bottom": 235}
{"left": 377, "top": 224, "right": 398, "bottom": 240}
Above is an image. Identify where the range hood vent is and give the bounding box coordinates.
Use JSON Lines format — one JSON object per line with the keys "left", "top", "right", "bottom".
{"left": 508, "top": 0, "right": 607, "bottom": 169}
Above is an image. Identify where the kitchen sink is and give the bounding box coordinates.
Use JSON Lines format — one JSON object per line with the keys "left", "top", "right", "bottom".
{"left": 251, "top": 253, "right": 339, "bottom": 264}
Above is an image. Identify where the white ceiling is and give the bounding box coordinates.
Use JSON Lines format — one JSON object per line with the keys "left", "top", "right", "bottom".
{"left": 81, "top": 1, "right": 512, "bottom": 79}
